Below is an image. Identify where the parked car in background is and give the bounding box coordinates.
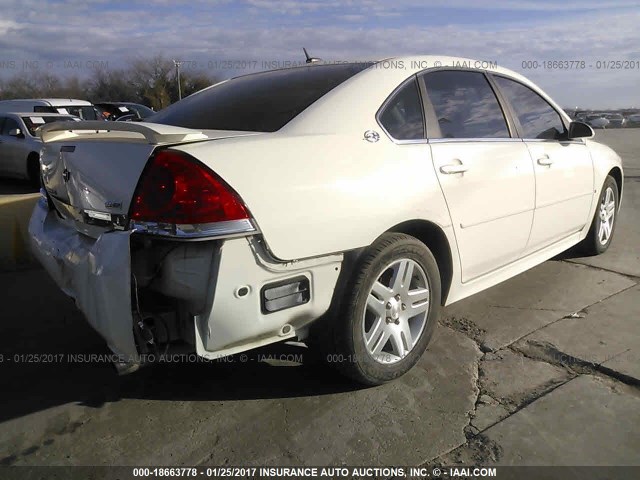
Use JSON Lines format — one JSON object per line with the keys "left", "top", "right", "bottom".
{"left": 0, "top": 99, "right": 101, "bottom": 120}
{"left": 585, "top": 114, "right": 609, "bottom": 129}
{"left": 574, "top": 112, "right": 588, "bottom": 122}
{"left": 30, "top": 56, "right": 623, "bottom": 385}
{"left": 625, "top": 114, "right": 640, "bottom": 127}
{"left": 94, "top": 102, "right": 154, "bottom": 121}
{"left": 0, "top": 112, "right": 79, "bottom": 184}
{"left": 604, "top": 113, "right": 625, "bottom": 128}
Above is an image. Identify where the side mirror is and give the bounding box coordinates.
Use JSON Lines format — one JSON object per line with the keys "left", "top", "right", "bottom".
{"left": 8, "top": 128, "right": 24, "bottom": 138}
{"left": 568, "top": 121, "right": 594, "bottom": 139}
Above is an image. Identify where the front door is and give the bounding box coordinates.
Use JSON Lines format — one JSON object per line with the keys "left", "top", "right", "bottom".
{"left": 492, "top": 75, "right": 594, "bottom": 253}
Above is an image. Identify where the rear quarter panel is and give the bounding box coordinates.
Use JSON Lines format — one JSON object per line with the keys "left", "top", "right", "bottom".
{"left": 175, "top": 133, "right": 452, "bottom": 261}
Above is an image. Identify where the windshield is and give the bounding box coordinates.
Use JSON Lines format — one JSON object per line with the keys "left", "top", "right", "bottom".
{"left": 130, "top": 104, "right": 154, "bottom": 118}
{"left": 149, "top": 63, "right": 374, "bottom": 132}
{"left": 21, "top": 115, "right": 78, "bottom": 136}
{"left": 99, "top": 103, "right": 154, "bottom": 120}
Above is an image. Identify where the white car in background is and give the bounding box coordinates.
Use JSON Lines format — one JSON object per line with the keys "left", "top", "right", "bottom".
{"left": 0, "top": 112, "right": 80, "bottom": 184}
{"left": 0, "top": 98, "right": 101, "bottom": 120}
{"left": 29, "top": 56, "right": 623, "bottom": 385}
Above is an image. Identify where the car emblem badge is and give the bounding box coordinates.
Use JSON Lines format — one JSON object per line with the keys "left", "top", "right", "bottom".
{"left": 62, "top": 168, "right": 71, "bottom": 183}
{"left": 364, "top": 130, "right": 380, "bottom": 143}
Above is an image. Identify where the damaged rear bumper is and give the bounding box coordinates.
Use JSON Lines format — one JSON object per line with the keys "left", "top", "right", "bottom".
{"left": 28, "top": 199, "right": 343, "bottom": 371}
{"left": 29, "top": 198, "right": 139, "bottom": 362}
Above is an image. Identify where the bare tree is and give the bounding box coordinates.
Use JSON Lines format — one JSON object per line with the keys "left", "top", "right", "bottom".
{"left": 0, "top": 55, "right": 221, "bottom": 109}
{"left": 89, "top": 67, "right": 137, "bottom": 101}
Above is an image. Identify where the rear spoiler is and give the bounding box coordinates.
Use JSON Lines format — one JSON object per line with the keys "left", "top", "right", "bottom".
{"left": 38, "top": 121, "right": 209, "bottom": 145}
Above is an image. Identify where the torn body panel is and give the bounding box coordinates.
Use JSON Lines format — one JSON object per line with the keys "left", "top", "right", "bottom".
{"left": 29, "top": 198, "right": 343, "bottom": 370}
{"left": 29, "top": 199, "right": 138, "bottom": 359}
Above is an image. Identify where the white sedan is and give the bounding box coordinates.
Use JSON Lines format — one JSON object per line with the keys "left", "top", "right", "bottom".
{"left": 0, "top": 112, "right": 79, "bottom": 184}
{"left": 29, "top": 56, "right": 623, "bottom": 385}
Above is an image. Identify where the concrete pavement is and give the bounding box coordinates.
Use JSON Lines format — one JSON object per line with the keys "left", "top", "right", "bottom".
{"left": 0, "top": 130, "right": 638, "bottom": 467}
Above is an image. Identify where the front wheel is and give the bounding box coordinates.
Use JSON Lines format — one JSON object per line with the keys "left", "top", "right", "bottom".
{"left": 581, "top": 175, "right": 619, "bottom": 255}
{"left": 327, "top": 233, "right": 441, "bottom": 385}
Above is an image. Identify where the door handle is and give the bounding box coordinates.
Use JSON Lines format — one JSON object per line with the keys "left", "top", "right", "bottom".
{"left": 440, "top": 163, "right": 469, "bottom": 174}
{"left": 537, "top": 155, "right": 553, "bottom": 166}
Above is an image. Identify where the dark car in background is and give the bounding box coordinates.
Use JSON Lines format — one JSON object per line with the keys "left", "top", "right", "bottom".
{"left": 94, "top": 102, "right": 154, "bottom": 121}
{"left": 604, "top": 113, "right": 625, "bottom": 128}
{"left": 625, "top": 114, "right": 640, "bottom": 127}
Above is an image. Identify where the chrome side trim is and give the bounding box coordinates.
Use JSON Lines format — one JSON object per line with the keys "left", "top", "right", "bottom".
{"left": 429, "top": 137, "right": 523, "bottom": 144}
{"left": 524, "top": 138, "right": 586, "bottom": 144}
{"left": 130, "top": 218, "right": 257, "bottom": 239}
{"left": 389, "top": 138, "right": 429, "bottom": 145}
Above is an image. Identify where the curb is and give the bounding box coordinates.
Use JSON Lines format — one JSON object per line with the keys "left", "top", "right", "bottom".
{"left": 0, "top": 194, "right": 40, "bottom": 272}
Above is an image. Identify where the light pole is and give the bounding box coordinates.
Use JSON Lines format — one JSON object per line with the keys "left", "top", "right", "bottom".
{"left": 173, "top": 60, "right": 183, "bottom": 100}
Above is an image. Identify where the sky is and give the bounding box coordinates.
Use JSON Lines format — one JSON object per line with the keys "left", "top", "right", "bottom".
{"left": 0, "top": 0, "right": 639, "bottom": 108}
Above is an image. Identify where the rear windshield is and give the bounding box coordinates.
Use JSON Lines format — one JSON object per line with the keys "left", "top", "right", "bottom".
{"left": 34, "top": 105, "right": 98, "bottom": 120}
{"left": 149, "top": 63, "right": 373, "bottom": 132}
{"left": 21, "top": 115, "right": 78, "bottom": 136}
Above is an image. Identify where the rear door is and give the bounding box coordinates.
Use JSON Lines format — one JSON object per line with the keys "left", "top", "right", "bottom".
{"left": 422, "top": 70, "right": 535, "bottom": 282}
{"left": 491, "top": 75, "right": 593, "bottom": 253}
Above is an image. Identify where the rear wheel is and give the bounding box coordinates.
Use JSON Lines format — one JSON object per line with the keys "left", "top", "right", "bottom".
{"left": 27, "top": 153, "right": 41, "bottom": 188}
{"left": 327, "top": 233, "right": 441, "bottom": 385}
{"left": 581, "top": 175, "right": 618, "bottom": 255}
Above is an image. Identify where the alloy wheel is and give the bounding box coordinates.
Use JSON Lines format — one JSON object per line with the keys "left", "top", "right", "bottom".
{"left": 362, "top": 258, "right": 430, "bottom": 364}
{"left": 598, "top": 186, "right": 616, "bottom": 246}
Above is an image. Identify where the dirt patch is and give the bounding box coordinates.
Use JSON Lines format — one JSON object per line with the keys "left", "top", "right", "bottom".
{"left": 435, "top": 434, "right": 503, "bottom": 466}
{"left": 440, "top": 315, "right": 487, "bottom": 347}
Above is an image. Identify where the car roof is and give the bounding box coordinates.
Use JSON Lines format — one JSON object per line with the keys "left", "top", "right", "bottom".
{"left": 38, "top": 98, "right": 93, "bottom": 106}
{"left": 95, "top": 101, "right": 142, "bottom": 106}
{"left": 5, "top": 112, "right": 78, "bottom": 117}
{"left": 283, "top": 55, "right": 571, "bottom": 135}
{"left": 0, "top": 98, "right": 92, "bottom": 106}
{"left": 262, "top": 55, "right": 528, "bottom": 84}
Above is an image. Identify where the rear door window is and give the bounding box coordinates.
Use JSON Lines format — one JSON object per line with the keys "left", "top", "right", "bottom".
{"left": 422, "top": 70, "right": 510, "bottom": 139}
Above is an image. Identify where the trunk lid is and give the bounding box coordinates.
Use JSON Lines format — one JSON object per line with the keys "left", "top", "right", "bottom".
{"left": 38, "top": 121, "right": 256, "bottom": 236}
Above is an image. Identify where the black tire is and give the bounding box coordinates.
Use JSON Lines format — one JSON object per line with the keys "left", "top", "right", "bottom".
{"left": 27, "top": 153, "right": 41, "bottom": 188}
{"left": 581, "top": 175, "right": 619, "bottom": 255}
{"left": 326, "top": 232, "right": 441, "bottom": 385}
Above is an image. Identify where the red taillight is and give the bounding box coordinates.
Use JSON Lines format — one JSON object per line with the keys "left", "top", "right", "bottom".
{"left": 130, "top": 150, "right": 249, "bottom": 224}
